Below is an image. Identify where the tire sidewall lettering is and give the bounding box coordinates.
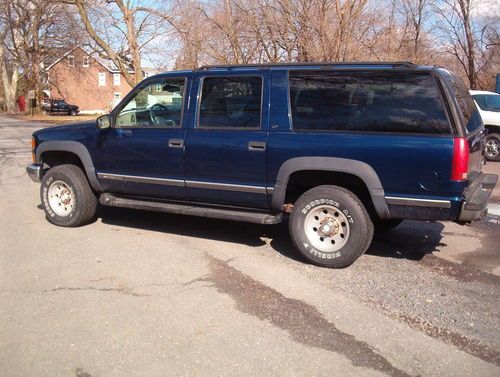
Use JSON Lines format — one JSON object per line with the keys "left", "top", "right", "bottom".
{"left": 301, "top": 198, "right": 354, "bottom": 224}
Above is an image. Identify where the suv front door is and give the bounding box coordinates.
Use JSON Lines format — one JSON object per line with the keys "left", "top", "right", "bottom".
{"left": 93, "top": 76, "right": 189, "bottom": 200}
{"left": 184, "top": 73, "right": 270, "bottom": 209}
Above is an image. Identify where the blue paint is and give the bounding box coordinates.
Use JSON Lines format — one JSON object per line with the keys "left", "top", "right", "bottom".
{"left": 33, "top": 63, "right": 487, "bottom": 221}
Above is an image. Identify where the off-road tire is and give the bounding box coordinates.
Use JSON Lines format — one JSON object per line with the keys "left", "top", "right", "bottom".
{"left": 40, "top": 164, "right": 97, "bottom": 227}
{"left": 374, "top": 219, "right": 403, "bottom": 232}
{"left": 289, "top": 185, "right": 374, "bottom": 268}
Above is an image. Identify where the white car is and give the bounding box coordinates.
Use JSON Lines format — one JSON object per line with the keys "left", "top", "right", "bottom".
{"left": 470, "top": 90, "right": 500, "bottom": 161}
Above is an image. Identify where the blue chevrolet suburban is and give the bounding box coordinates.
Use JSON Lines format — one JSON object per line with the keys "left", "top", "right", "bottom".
{"left": 27, "top": 62, "right": 498, "bottom": 268}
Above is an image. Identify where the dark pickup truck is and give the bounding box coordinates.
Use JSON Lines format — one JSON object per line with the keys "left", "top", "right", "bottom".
{"left": 27, "top": 62, "right": 498, "bottom": 268}
{"left": 42, "top": 99, "right": 79, "bottom": 116}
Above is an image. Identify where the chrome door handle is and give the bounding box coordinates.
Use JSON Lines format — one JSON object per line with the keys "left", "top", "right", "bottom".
{"left": 248, "top": 141, "right": 266, "bottom": 151}
{"left": 168, "top": 139, "right": 184, "bottom": 148}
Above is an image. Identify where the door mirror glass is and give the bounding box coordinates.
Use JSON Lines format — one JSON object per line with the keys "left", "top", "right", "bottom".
{"left": 97, "top": 114, "right": 111, "bottom": 129}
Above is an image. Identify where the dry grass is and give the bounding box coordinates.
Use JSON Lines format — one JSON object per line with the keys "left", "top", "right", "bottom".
{"left": 11, "top": 113, "right": 98, "bottom": 124}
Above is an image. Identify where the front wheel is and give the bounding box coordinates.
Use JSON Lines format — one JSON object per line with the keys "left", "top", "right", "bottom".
{"left": 40, "top": 164, "right": 97, "bottom": 227}
{"left": 485, "top": 133, "right": 500, "bottom": 161}
{"left": 289, "top": 185, "right": 374, "bottom": 268}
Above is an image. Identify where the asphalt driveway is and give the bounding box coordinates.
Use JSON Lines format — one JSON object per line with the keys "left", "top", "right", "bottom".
{"left": 1, "top": 114, "right": 499, "bottom": 377}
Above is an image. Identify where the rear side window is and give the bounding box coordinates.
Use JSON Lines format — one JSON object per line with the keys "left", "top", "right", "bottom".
{"left": 198, "top": 76, "right": 262, "bottom": 129}
{"left": 289, "top": 72, "right": 451, "bottom": 134}
{"left": 449, "top": 75, "right": 481, "bottom": 133}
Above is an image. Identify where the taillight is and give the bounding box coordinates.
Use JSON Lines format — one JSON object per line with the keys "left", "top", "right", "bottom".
{"left": 31, "top": 137, "right": 36, "bottom": 163}
{"left": 451, "top": 137, "right": 469, "bottom": 181}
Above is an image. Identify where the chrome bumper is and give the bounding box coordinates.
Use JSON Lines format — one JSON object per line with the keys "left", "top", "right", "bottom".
{"left": 26, "top": 163, "right": 43, "bottom": 183}
{"left": 457, "top": 173, "right": 498, "bottom": 222}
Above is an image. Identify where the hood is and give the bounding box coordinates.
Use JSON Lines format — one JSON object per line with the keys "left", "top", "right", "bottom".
{"left": 33, "top": 120, "right": 96, "bottom": 136}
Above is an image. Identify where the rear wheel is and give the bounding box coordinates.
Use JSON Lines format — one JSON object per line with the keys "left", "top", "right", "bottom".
{"left": 289, "top": 185, "right": 373, "bottom": 268}
{"left": 485, "top": 133, "right": 500, "bottom": 161}
{"left": 69, "top": 109, "right": 77, "bottom": 116}
{"left": 40, "top": 164, "right": 97, "bottom": 227}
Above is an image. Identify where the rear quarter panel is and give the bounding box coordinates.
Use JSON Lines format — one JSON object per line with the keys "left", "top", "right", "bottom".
{"left": 267, "top": 132, "right": 457, "bottom": 198}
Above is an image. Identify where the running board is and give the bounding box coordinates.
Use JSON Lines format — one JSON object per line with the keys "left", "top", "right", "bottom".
{"left": 99, "top": 193, "right": 283, "bottom": 225}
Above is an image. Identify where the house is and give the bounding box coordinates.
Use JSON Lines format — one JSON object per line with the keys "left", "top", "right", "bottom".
{"left": 43, "top": 47, "right": 144, "bottom": 113}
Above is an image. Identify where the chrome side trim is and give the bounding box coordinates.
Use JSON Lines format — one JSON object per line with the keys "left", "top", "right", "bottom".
{"left": 186, "top": 180, "right": 267, "bottom": 194}
{"left": 385, "top": 196, "right": 451, "bottom": 208}
{"left": 97, "top": 172, "right": 184, "bottom": 187}
{"left": 97, "top": 172, "right": 273, "bottom": 194}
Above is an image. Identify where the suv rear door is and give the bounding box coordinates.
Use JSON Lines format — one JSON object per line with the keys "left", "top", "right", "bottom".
{"left": 184, "top": 72, "right": 270, "bottom": 209}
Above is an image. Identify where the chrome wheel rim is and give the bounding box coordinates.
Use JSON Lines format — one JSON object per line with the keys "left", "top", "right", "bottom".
{"left": 485, "top": 139, "right": 500, "bottom": 158}
{"left": 48, "top": 180, "right": 75, "bottom": 217}
{"left": 304, "top": 205, "right": 350, "bottom": 252}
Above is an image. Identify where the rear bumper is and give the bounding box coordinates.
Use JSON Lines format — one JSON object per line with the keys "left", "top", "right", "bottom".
{"left": 457, "top": 173, "right": 498, "bottom": 222}
{"left": 26, "top": 163, "right": 43, "bottom": 183}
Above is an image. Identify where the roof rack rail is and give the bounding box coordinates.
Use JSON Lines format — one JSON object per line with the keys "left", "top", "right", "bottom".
{"left": 197, "top": 61, "right": 417, "bottom": 70}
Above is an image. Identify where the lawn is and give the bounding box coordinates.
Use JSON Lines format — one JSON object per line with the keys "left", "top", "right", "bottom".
{"left": 11, "top": 113, "right": 98, "bottom": 124}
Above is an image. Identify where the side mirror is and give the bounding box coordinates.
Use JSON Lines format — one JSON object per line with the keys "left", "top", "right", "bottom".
{"left": 97, "top": 114, "right": 111, "bottom": 129}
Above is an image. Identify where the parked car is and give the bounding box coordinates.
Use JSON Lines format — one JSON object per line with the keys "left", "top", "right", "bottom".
{"left": 42, "top": 99, "right": 79, "bottom": 116}
{"left": 470, "top": 90, "right": 500, "bottom": 161}
{"left": 26, "top": 62, "right": 497, "bottom": 268}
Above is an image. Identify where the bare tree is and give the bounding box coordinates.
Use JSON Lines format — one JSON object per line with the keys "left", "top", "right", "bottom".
{"left": 399, "top": 0, "right": 430, "bottom": 62}
{"left": 71, "top": 0, "right": 166, "bottom": 86}
{"left": 0, "top": 0, "right": 83, "bottom": 112}
{"left": 0, "top": 31, "right": 20, "bottom": 113}
{"left": 434, "top": 0, "right": 478, "bottom": 87}
{"left": 475, "top": 18, "right": 500, "bottom": 89}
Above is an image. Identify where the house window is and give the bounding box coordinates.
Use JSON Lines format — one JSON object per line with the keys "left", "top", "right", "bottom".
{"left": 68, "top": 55, "right": 75, "bottom": 67}
{"left": 113, "top": 92, "right": 121, "bottom": 100}
{"left": 113, "top": 73, "right": 120, "bottom": 86}
{"left": 83, "top": 56, "right": 89, "bottom": 67}
{"left": 98, "top": 72, "right": 106, "bottom": 87}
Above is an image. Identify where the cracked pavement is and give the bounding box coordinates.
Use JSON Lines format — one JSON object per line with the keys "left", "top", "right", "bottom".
{"left": 1, "top": 114, "right": 499, "bottom": 377}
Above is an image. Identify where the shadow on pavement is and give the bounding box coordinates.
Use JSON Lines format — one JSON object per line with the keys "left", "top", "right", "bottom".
{"left": 369, "top": 220, "right": 446, "bottom": 261}
{"left": 99, "top": 207, "right": 446, "bottom": 264}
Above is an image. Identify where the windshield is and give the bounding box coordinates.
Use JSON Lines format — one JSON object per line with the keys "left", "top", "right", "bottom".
{"left": 472, "top": 94, "right": 500, "bottom": 112}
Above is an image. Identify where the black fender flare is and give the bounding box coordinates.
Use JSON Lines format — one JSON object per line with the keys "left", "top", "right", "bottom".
{"left": 36, "top": 141, "right": 102, "bottom": 192}
{"left": 271, "top": 157, "right": 390, "bottom": 219}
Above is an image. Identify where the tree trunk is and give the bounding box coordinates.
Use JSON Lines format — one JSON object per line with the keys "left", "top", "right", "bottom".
{"left": 31, "top": 20, "right": 43, "bottom": 112}
{"left": 459, "top": 0, "right": 476, "bottom": 88}
{"left": 121, "top": 4, "right": 143, "bottom": 84}
{"left": 0, "top": 44, "right": 19, "bottom": 113}
{"left": 74, "top": 0, "right": 138, "bottom": 87}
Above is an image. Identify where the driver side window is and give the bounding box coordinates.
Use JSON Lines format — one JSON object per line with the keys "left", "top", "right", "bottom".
{"left": 115, "top": 78, "right": 185, "bottom": 128}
